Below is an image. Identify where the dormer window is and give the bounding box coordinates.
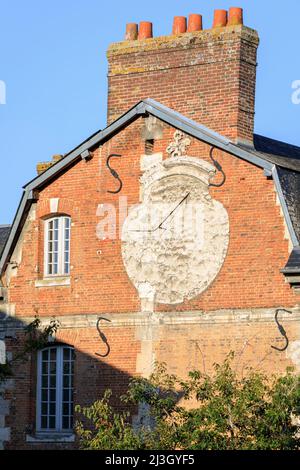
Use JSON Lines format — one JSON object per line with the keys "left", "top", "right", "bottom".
{"left": 44, "top": 216, "right": 71, "bottom": 277}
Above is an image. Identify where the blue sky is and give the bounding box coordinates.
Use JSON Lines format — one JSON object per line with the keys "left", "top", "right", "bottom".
{"left": 0, "top": 0, "right": 300, "bottom": 223}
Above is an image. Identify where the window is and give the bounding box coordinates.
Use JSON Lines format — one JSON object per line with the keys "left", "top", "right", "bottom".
{"left": 44, "top": 216, "right": 71, "bottom": 276}
{"left": 37, "top": 346, "right": 75, "bottom": 433}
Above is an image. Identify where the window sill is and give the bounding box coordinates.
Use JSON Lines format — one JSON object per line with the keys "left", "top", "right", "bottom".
{"left": 35, "top": 277, "right": 71, "bottom": 288}
{"left": 26, "top": 433, "right": 75, "bottom": 443}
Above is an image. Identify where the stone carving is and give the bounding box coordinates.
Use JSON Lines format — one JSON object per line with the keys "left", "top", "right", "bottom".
{"left": 166, "top": 130, "right": 191, "bottom": 158}
{"left": 122, "top": 154, "right": 230, "bottom": 306}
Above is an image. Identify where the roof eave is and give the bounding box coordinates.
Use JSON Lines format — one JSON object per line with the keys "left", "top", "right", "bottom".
{"left": 0, "top": 191, "right": 32, "bottom": 274}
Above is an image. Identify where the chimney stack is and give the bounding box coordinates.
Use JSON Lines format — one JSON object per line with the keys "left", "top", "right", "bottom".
{"left": 107, "top": 7, "right": 258, "bottom": 145}
{"left": 36, "top": 154, "right": 64, "bottom": 175}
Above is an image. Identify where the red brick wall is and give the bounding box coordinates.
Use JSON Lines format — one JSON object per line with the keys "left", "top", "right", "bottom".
{"left": 107, "top": 26, "right": 259, "bottom": 143}
{"left": 3, "top": 121, "right": 297, "bottom": 319}
{"left": 4, "top": 326, "right": 140, "bottom": 450}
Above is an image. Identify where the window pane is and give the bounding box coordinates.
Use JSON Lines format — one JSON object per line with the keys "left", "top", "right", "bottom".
{"left": 63, "top": 348, "right": 70, "bottom": 360}
{"left": 62, "top": 416, "right": 70, "bottom": 429}
{"left": 63, "top": 403, "right": 69, "bottom": 415}
{"left": 42, "top": 350, "right": 49, "bottom": 361}
{"left": 50, "top": 349, "right": 56, "bottom": 361}
{"left": 49, "top": 403, "right": 56, "bottom": 415}
{"left": 49, "top": 416, "right": 56, "bottom": 429}
{"left": 41, "top": 416, "right": 47, "bottom": 429}
{"left": 42, "top": 375, "right": 48, "bottom": 388}
{"left": 63, "top": 375, "right": 69, "bottom": 387}
{"left": 41, "top": 403, "right": 48, "bottom": 415}
{"left": 50, "top": 375, "right": 56, "bottom": 387}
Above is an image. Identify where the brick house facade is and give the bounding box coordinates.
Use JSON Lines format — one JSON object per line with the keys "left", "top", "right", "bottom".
{"left": 1, "top": 8, "right": 300, "bottom": 449}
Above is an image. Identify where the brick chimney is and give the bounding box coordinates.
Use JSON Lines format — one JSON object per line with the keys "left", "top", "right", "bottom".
{"left": 107, "top": 8, "right": 259, "bottom": 145}
{"left": 36, "top": 154, "right": 63, "bottom": 175}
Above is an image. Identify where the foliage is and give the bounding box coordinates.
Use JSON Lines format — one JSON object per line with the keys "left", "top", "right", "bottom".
{"left": 0, "top": 317, "right": 60, "bottom": 383}
{"left": 76, "top": 355, "right": 300, "bottom": 450}
{"left": 75, "top": 390, "right": 145, "bottom": 450}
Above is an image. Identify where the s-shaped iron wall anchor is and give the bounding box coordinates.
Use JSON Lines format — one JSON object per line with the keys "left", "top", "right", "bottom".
{"left": 271, "top": 309, "right": 293, "bottom": 352}
{"left": 95, "top": 317, "right": 111, "bottom": 358}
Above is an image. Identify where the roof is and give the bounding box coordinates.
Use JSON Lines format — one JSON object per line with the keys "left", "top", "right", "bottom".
{"left": 254, "top": 134, "right": 300, "bottom": 160}
{"left": 253, "top": 134, "right": 300, "bottom": 172}
{"left": 276, "top": 167, "right": 300, "bottom": 242}
{"left": 0, "top": 225, "right": 11, "bottom": 257}
{"left": 1, "top": 98, "right": 300, "bottom": 276}
{"left": 254, "top": 134, "right": 300, "bottom": 279}
{"left": 253, "top": 134, "right": 300, "bottom": 246}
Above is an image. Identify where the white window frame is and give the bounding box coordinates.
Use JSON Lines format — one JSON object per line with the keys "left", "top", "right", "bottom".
{"left": 44, "top": 216, "right": 71, "bottom": 277}
{"left": 36, "top": 346, "right": 74, "bottom": 434}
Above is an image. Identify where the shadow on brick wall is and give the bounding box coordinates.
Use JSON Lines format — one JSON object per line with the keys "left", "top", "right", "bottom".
{"left": 0, "top": 314, "right": 136, "bottom": 450}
